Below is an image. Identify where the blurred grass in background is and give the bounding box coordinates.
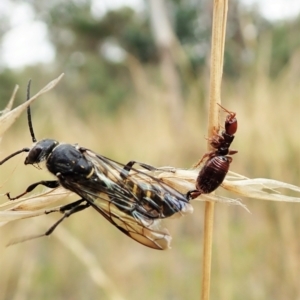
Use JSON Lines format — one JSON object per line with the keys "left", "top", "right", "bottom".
{"left": 0, "top": 0, "right": 300, "bottom": 299}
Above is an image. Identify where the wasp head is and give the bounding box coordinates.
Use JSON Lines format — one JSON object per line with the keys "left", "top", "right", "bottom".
{"left": 25, "top": 139, "right": 58, "bottom": 165}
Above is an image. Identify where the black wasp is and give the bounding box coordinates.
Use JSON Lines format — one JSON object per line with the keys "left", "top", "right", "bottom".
{"left": 0, "top": 81, "right": 192, "bottom": 250}
{"left": 188, "top": 104, "right": 238, "bottom": 199}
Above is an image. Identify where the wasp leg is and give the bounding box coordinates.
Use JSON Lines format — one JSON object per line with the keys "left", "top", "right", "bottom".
{"left": 45, "top": 198, "right": 88, "bottom": 215}
{"left": 7, "top": 199, "right": 91, "bottom": 246}
{"left": 43, "top": 199, "right": 90, "bottom": 237}
{"left": 120, "top": 160, "right": 158, "bottom": 179}
{"left": 120, "top": 160, "right": 176, "bottom": 180}
{"left": 6, "top": 180, "right": 59, "bottom": 200}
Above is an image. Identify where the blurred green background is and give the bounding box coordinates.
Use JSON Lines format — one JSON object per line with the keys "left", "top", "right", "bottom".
{"left": 0, "top": 0, "right": 300, "bottom": 299}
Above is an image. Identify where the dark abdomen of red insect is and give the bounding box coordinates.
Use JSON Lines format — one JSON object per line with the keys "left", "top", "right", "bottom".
{"left": 196, "top": 156, "right": 232, "bottom": 194}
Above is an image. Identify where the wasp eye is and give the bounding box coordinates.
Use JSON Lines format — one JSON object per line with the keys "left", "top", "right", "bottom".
{"left": 24, "top": 139, "right": 58, "bottom": 165}
{"left": 25, "top": 147, "right": 42, "bottom": 165}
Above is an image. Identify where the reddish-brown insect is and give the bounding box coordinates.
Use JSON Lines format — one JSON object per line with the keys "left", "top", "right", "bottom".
{"left": 188, "top": 105, "right": 238, "bottom": 199}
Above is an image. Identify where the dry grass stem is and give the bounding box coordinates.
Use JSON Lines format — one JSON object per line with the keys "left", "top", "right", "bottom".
{"left": 202, "top": 1, "right": 228, "bottom": 299}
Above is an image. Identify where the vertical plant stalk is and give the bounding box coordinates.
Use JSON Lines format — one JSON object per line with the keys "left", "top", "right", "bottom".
{"left": 201, "top": 1, "right": 228, "bottom": 300}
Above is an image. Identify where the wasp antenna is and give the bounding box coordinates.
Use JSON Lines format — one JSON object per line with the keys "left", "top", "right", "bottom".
{"left": 0, "top": 148, "right": 30, "bottom": 165}
{"left": 26, "top": 79, "right": 37, "bottom": 143}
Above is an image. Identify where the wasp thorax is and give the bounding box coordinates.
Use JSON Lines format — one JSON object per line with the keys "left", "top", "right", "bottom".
{"left": 46, "top": 144, "right": 94, "bottom": 177}
{"left": 25, "top": 139, "right": 58, "bottom": 165}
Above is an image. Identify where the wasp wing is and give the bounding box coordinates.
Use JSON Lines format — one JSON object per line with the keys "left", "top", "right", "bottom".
{"left": 83, "top": 150, "right": 193, "bottom": 218}
{"left": 58, "top": 178, "right": 172, "bottom": 249}
{"left": 56, "top": 149, "right": 193, "bottom": 250}
{"left": 88, "top": 197, "right": 172, "bottom": 250}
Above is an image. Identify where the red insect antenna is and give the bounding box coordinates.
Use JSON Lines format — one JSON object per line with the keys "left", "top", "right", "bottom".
{"left": 217, "top": 103, "right": 236, "bottom": 119}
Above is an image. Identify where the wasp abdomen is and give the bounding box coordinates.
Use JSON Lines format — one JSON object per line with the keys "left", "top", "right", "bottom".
{"left": 115, "top": 181, "right": 187, "bottom": 219}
